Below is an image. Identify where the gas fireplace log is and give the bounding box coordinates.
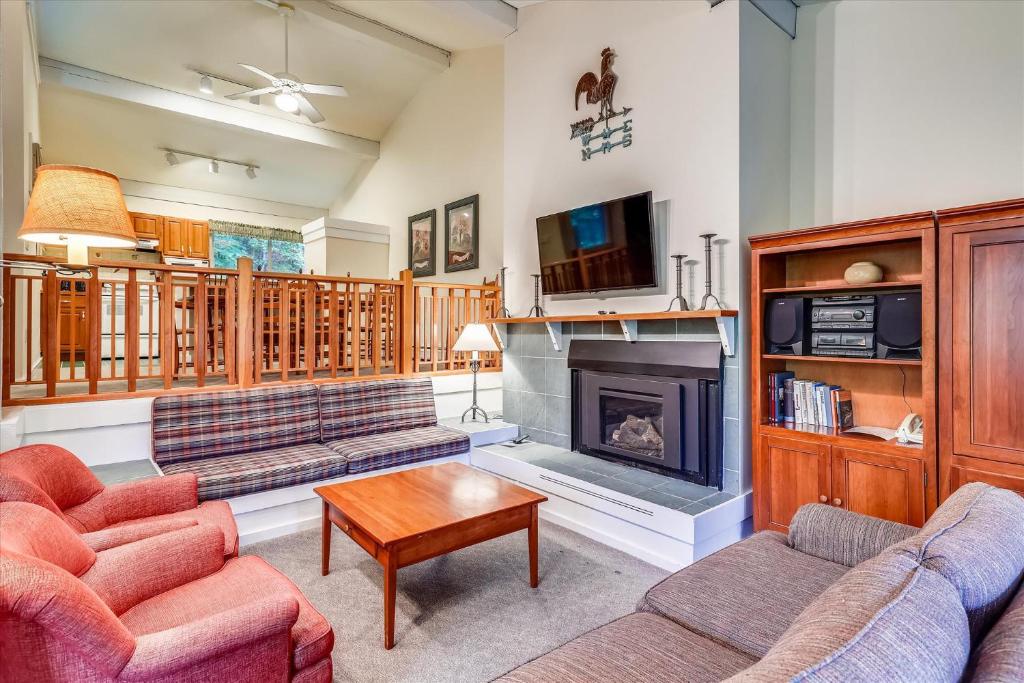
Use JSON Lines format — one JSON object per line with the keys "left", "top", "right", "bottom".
{"left": 611, "top": 415, "right": 664, "bottom": 453}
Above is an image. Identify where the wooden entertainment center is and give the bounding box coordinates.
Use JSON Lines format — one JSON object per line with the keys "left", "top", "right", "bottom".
{"left": 750, "top": 197, "right": 1024, "bottom": 533}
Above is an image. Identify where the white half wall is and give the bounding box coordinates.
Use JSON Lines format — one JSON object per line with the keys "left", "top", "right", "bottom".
{"left": 330, "top": 46, "right": 504, "bottom": 282}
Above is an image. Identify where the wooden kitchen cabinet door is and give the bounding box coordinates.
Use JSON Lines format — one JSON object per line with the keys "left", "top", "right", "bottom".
{"left": 130, "top": 213, "right": 163, "bottom": 241}
{"left": 951, "top": 226, "right": 1024, "bottom": 465}
{"left": 188, "top": 221, "right": 210, "bottom": 259}
{"left": 162, "top": 218, "right": 187, "bottom": 257}
{"left": 832, "top": 447, "right": 925, "bottom": 526}
{"left": 756, "top": 435, "right": 831, "bottom": 533}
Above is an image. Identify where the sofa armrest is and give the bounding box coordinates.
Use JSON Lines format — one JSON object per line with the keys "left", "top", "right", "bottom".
{"left": 788, "top": 503, "right": 919, "bottom": 567}
{"left": 119, "top": 595, "right": 299, "bottom": 681}
{"left": 66, "top": 473, "right": 199, "bottom": 530}
{"left": 81, "top": 518, "right": 198, "bottom": 552}
{"left": 82, "top": 524, "right": 225, "bottom": 615}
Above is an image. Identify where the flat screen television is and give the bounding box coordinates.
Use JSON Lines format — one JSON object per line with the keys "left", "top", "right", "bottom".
{"left": 536, "top": 191, "right": 657, "bottom": 295}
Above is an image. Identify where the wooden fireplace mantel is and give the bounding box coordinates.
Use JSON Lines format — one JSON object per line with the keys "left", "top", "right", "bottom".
{"left": 490, "top": 309, "right": 738, "bottom": 356}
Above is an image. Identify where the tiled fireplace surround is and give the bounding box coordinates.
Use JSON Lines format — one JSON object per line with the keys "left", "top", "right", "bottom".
{"left": 501, "top": 319, "right": 741, "bottom": 496}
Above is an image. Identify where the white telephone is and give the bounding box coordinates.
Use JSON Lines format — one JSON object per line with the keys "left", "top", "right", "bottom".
{"left": 896, "top": 413, "right": 924, "bottom": 444}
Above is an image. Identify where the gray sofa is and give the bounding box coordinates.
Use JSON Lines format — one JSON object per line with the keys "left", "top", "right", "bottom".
{"left": 497, "top": 482, "right": 1024, "bottom": 682}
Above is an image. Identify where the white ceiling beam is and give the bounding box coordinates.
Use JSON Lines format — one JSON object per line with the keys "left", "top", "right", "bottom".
{"left": 422, "top": 0, "right": 518, "bottom": 38}
{"left": 40, "top": 58, "right": 380, "bottom": 159}
{"left": 291, "top": 0, "right": 450, "bottom": 70}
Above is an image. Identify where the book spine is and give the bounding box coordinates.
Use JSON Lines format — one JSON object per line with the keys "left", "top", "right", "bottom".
{"left": 783, "top": 378, "right": 795, "bottom": 423}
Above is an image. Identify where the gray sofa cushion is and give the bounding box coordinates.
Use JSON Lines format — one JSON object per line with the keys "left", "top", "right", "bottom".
{"left": 789, "top": 503, "right": 918, "bottom": 568}
{"left": 969, "top": 584, "right": 1024, "bottom": 682}
{"left": 890, "top": 482, "right": 1024, "bottom": 643}
{"left": 728, "top": 551, "right": 971, "bottom": 682}
{"left": 637, "top": 531, "right": 848, "bottom": 658}
{"left": 495, "top": 612, "right": 756, "bottom": 683}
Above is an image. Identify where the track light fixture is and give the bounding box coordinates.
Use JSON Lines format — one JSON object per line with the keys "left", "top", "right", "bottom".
{"left": 198, "top": 74, "right": 214, "bottom": 94}
{"left": 164, "top": 151, "right": 179, "bottom": 166}
{"left": 246, "top": 166, "right": 258, "bottom": 179}
{"left": 158, "top": 148, "right": 260, "bottom": 179}
{"left": 208, "top": 160, "right": 219, "bottom": 174}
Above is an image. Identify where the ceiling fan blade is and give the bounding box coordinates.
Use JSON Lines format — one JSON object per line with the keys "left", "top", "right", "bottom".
{"left": 225, "top": 86, "right": 278, "bottom": 100}
{"left": 294, "top": 93, "right": 325, "bottom": 124}
{"left": 237, "top": 63, "right": 276, "bottom": 82}
{"left": 302, "top": 83, "right": 348, "bottom": 97}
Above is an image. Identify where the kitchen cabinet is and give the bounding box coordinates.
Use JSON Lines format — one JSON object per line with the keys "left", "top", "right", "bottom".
{"left": 188, "top": 220, "right": 210, "bottom": 259}
{"left": 161, "top": 218, "right": 209, "bottom": 259}
{"left": 130, "top": 213, "right": 163, "bottom": 242}
{"left": 57, "top": 280, "right": 89, "bottom": 362}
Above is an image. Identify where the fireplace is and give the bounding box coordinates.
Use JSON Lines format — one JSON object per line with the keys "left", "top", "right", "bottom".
{"left": 569, "top": 340, "right": 722, "bottom": 488}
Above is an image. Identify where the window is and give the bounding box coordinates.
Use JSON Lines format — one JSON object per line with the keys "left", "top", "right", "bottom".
{"left": 210, "top": 222, "right": 304, "bottom": 273}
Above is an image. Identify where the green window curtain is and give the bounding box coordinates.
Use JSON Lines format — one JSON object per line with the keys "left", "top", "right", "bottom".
{"left": 210, "top": 220, "right": 304, "bottom": 273}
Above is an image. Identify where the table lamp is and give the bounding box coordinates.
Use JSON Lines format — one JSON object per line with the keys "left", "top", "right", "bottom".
{"left": 453, "top": 322, "right": 500, "bottom": 423}
{"left": 18, "top": 165, "right": 137, "bottom": 265}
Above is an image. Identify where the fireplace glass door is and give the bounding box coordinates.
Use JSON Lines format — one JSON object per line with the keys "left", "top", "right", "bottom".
{"left": 599, "top": 390, "right": 665, "bottom": 461}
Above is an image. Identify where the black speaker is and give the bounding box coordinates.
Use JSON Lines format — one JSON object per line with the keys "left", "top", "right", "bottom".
{"left": 765, "top": 296, "right": 806, "bottom": 355}
{"left": 876, "top": 292, "right": 922, "bottom": 359}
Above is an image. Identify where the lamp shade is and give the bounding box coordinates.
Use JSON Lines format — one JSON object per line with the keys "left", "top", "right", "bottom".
{"left": 453, "top": 323, "right": 499, "bottom": 353}
{"left": 18, "top": 165, "right": 137, "bottom": 249}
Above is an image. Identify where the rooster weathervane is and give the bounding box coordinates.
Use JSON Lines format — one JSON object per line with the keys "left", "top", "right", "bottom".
{"left": 570, "top": 47, "right": 633, "bottom": 161}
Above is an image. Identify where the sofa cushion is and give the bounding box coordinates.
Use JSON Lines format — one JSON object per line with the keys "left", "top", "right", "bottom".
{"left": 0, "top": 444, "right": 105, "bottom": 511}
{"left": 119, "top": 555, "right": 333, "bottom": 673}
{"left": 637, "top": 531, "right": 848, "bottom": 658}
{"left": 160, "top": 443, "right": 347, "bottom": 501}
{"left": 729, "top": 551, "right": 971, "bottom": 682}
{"left": 969, "top": 584, "right": 1024, "bottom": 682}
{"left": 496, "top": 612, "right": 757, "bottom": 683}
{"left": 324, "top": 425, "right": 470, "bottom": 474}
{"left": 319, "top": 377, "right": 437, "bottom": 441}
{"left": 890, "top": 482, "right": 1024, "bottom": 643}
{"left": 152, "top": 384, "right": 322, "bottom": 465}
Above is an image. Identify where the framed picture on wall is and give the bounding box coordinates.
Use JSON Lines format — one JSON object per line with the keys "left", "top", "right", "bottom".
{"left": 444, "top": 194, "right": 479, "bottom": 273}
{"left": 408, "top": 209, "right": 436, "bottom": 277}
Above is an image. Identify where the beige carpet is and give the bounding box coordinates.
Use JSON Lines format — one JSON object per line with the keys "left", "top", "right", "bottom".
{"left": 244, "top": 521, "right": 668, "bottom": 682}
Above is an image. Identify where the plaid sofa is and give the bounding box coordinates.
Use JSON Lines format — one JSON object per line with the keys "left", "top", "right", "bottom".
{"left": 496, "top": 482, "right": 1024, "bottom": 682}
{"left": 152, "top": 379, "right": 469, "bottom": 501}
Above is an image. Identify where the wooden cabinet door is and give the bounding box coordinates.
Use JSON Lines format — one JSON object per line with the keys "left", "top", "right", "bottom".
{"left": 950, "top": 456, "right": 1024, "bottom": 497}
{"left": 187, "top": 221, "right": 210, "bottom": 259}
{"left": 130, "top": 213, "right": 163, "bottom": 241}
{"left": 832, "top": 447, "right": 926, "bottom": 526}
{"left": 756, "top": 435, "right": 831, "bottom": 533}
{"left": 951, "top": 226, "right": 1024, "bottom": 465}
{"left": 162, "top": 218, "right": 187, "bottom": 257}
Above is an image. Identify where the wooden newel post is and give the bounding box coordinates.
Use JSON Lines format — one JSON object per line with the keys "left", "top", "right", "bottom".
{"left": 400, "top": 269, "right": 415, "bottom": 376}
{"left": 236, "top": 257, "right": 254, "bottom": 388}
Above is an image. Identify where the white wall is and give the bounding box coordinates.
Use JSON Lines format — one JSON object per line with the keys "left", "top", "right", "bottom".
{"left": 790, "top": 0, "right": 1024, "bottom": 227}
{"left": 503, "top": 0, "right": 741, "bottom": 315}
{"left": 331, "top": 47, "right": 504, "bottom": 282}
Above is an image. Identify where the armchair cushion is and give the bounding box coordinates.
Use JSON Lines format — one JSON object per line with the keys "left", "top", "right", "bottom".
{"left": 82, "top": 518, "right": 198, "bottom": 552}
{"left": 159, "top": 443, "right": 347, "bottom": 501}
{"left": 0, "top": 444, "right": 104, "bottom": 511}
{"left": 637, "top": 531, "right": 847, "bottom": 658}
{"left": 63, "top": 472, "right": 198, "bottom": 530}
{"left": 890, "top": 482, "right": 1024, "bottom": 643}
{"left": 152, "top": 383, "right": 322, "bottom": 465}
{"left": 324, "top": 425, "right": 470, "bottom": 474}
{"left": 105, "top": 500, "right": 239, "bottom": 557}
{"left": 319, "top": 377, "right": 437, "bottom": 441}
{"left": 0, "top": 471, "right": 66, "bottom": 520}
{"left": 82, "top": 524, "right": 226, "bottom": 615}
{"left": 788, "top": 503, "right": 918, "bottom": 567}
{"left": 0, "top": 501, "right": 96, "bottom": 577}
{"left": 120, "top": 555, "right": 334, "bottom": 672}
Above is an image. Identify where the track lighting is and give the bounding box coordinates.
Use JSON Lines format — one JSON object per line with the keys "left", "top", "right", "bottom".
{"left": 249, "top": 95, "right": 261, "bottom": 105}
{"left": 164, "top": 151, "right": 179, "bottom": 166}
{"left": 275, "top": 92, "right": 299, "bottom": 113}
{"left": 209, "top": 160, "right": 219, "bottom": 174}
{"left": 198, "top": 74, "right": 214, "bottom": 94}
{"left": 246, "top": 166, "right": 257, "bottom": 179}
{"left": 159, "top": 148, "right": 259, "bottom": 177}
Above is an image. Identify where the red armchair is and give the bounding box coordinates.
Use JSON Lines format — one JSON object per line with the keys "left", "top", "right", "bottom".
{"left": 0, "top": 444, "right": 237, "bottom": 556}
{"left": 0, "top": 501, "right": 333, "bottom": 682}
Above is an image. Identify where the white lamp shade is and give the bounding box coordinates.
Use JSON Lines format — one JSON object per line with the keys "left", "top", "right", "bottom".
{"left": 453, "top": 323, "right": 499, "bottom": 353}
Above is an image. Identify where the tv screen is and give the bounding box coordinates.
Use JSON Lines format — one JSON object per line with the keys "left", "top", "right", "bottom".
{"left": 536, "top": 191, "right": 657, "bottom": 295}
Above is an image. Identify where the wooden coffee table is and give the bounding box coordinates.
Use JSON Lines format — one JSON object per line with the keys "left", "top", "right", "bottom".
{"left": 315, "top": 462, "right": 547, "bottom": 649}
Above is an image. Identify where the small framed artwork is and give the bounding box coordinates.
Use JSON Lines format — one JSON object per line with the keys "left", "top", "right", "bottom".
{"left": 444, "top": 194, "right": 479, "bottom": 273}
{"left": 408, "top": 209, "right": 436, "bottom": 277}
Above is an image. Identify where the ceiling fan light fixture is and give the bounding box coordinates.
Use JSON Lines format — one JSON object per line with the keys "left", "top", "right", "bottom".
{"left": 246, "top": 166, "right": 257, "bottom": 179}
{"left": 209, "top": 160, "right": 219, "bottom": 174}
{"left": 275, "top": 92, "right": 299, "bottom": 113}
{"left": 198, "top": 74, "right": 214, "bottom": 94}
{"left": 164, "top": 151, "right": 179, "bottom": 166}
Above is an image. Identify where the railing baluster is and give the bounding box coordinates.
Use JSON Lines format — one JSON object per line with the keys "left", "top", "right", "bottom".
{"left": 250, "top": 272, "right": 262, "bottom": 385}
{"left": 351, "top": 285, "right": 360, "bottom": 378}
{"left": 160, "top": 271, "right": 174, "bottom": 389}
{"left": 195, "top": 273, "right": 207, "bottom": 387}
{"left": 126, "top": 270, "right": 139, "bottom": 392}
{"left": 43, "top": 270, "right": 58, "bottom": 397}
{"left": 373, "top": 284, "right": 382, "bottom": 376}
{"left": 2, "top": 266, "right": 14, "bottom": 402}
{"left": 226, "top": 274, "right": 237, "bottom": 386}
{"left": 305, "top": 282, "right": 315, "bottom": 379}
{"left": 280, "top": 280, "right": 290, "bottom": 382}
{"left": 329, "top": 284, "right": 339, "bottom": 379}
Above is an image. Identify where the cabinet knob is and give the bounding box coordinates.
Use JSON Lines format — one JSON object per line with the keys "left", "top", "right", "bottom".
{"left": 819, "top": 495, "right": 828, "bottom": 503}
{"left": 833, "top": 498, "right": 843, "bottom": 507}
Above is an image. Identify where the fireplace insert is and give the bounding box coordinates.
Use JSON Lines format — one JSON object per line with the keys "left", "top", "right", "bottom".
{"left": 569, "top": 340, "right": 722, "bottom": 488}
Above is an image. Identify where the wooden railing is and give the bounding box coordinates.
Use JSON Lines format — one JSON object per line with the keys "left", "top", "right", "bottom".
{"left": 1, "top": 255, "right": 500, "bottom": 405}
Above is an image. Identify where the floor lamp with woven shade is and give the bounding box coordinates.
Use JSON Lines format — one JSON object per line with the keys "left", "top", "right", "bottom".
{"left": 18, "top": 165, "right": 137, "bottom": 264}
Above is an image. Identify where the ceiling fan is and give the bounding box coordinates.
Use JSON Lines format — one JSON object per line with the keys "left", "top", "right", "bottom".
{"left": 226, "top": 3, "right": 347, "bottom": 124}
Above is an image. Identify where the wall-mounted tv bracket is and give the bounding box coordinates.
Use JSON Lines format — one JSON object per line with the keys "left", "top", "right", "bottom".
{"left": 666, "top": 253, "right": 689, "bottom": 311}
{"left": 698, "top": 233, "right": 723, "bottom": 310}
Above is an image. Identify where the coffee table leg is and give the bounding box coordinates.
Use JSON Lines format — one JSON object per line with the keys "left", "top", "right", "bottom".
{"left": 321, "top": 501, "right": 331, "bottom": 576}
{"left": 383, "top": 550, "right": 397, "bottom": 649}
{"left": 529, "top": 504, "right": 539, "bottom": 588}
